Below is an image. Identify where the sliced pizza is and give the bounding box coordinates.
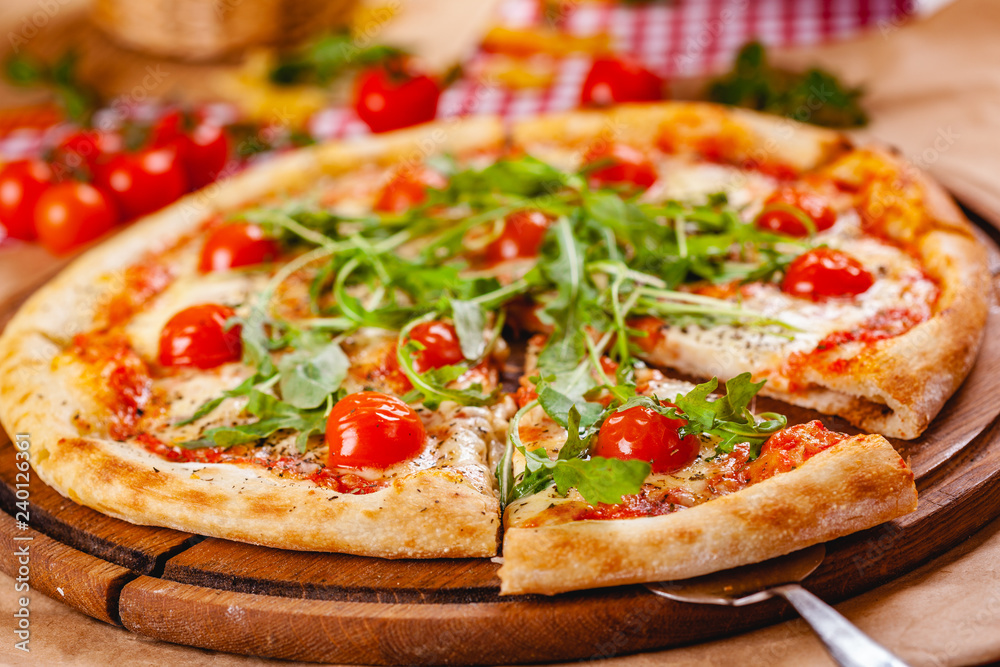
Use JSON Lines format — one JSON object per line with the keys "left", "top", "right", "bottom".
{"left": 497, "top": 344, "right": 916, "bottom": 595}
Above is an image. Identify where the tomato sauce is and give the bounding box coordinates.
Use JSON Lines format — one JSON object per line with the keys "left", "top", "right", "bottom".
{"left": 106, "top": 261, "right": 174, "bottom": 326}
{"left": 72, "top": 332, "right": 152, "bottom": 440}
{"left": 538, "top": 422, "right": 847, "bottom": 523}
{"left": 135, "top": 433, "right": 386, "bottom": 494}
{"left": 782, "top": 306, "right": 930, "bottom": 391}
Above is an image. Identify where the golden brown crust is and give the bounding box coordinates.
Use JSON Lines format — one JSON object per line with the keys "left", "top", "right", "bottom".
{"left": 498, "top": 434, "right": 917, "bottom": 595}
{"left": 0, "top": 117, "right": 508, "bottom": 558}
{"left": 510, "top": 102, "right": 851, "bottom": 173}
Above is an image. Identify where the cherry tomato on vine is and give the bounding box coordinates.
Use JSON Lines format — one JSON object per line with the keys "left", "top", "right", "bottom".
{"left": 781, "top": 247, "right": 874, "bottom": 301}
{"left": 593, "top": 403, "right": 700, "bottom": 474}
{"left": 95, "top": 145, "right": 188, "bottom": 220}
{"left": 755, "top": 186, "right": 837, "bottom": 237}
{"left": 325, "top": 391, "right": 426, "bottom": 470}
{"left": 0, "top": 160, "right": 53, "bottom": 241}
{"left": 408, "top": 320, "right": 464, "bottom": 372}
{"left": 33, "top": 182, "right": 118, "bottom": 255}
{"left": 580, "top": 56, "right": 664, "bottom": 107}
{"left": 354, "top": 65, "right": 441, "bottom": 134}
{"left": 374, "top": 166, "right": 446, "bottom": 213}
{"left": 199, "top": 222, "right": 280, "bottom": 272}
{"left": 484, "top": 209, "right": 552, "bottom": 264}
{"left": 584, "top": 143, "right": 658, "bottom": 190}
{"left": 158, "top": 304, "right": 242, "bottom": 369}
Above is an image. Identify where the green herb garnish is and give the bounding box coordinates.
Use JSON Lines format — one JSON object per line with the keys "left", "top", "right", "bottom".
{"left": 708, "top": 41, "right": 868, "bottom": 128}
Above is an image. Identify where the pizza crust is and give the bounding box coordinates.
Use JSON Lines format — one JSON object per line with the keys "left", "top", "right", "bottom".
{"left": 753, "top": 150, "right": 990, "bottom": 439}
{"left": 498, "top": 434, "right": 917, "bottom": 595}
{"left": 0, "top": 117, "right": 508, "bottom": 558}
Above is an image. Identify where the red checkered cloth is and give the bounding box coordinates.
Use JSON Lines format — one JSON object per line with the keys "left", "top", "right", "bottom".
{"left": 2, "top": 0, "right": 910, "bottom": 156}
{"left": 309, "top": 0, "right": 910, "bottom": 139}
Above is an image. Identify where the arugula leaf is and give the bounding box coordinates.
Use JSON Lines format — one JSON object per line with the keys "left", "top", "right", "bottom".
{"left": 182, "top": 389, "right": 330, "bottom": 453}
{"left": 444, "top": 156, "right": 569, "bottom": 201}
{"left": 175, "top": 375, "right": 258, "bottom": 426}
{"left": 396, "top": 340, "right": 497, "bottom": 410}
{"left": 551, "top": 457, "right": 651, "bottom": 505}
{"left": 536, "top": 384, "right": 603, "bottom": 431}
{"left": 277, "top": 340, "right": 349, "bottom": 409}
{"left": 670, "top": 373, "right": 786, "bottom": 454}
{"left": 449, "top": 299, "right": 486, "bottom": 361}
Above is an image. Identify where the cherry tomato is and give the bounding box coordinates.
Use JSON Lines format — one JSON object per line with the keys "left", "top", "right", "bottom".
{"left": 781, "top": 247, "right": 874, "bottom": 301}
{"left": 354, "top": 65, "right": 441, "bottom": 134}
{"left": 408, "top": 320, "right": 464, "bottom": 372}
{"left": 178, "top": 123, "right": 230, "bottom": 190}
{"left": 51, "top": 129, "right": 120, "bottom": 175}
{"left": 755, "top": 186, "right": 837, "bottom": 237}
{"left": 580, "top": 56, "right": 664, "bottom": 107}
{"left": 0, "top": 160, "right": 52, "bottom": 241}
{"left": 593, "top": 403, "right": 700, "bottom": 474}
{"left": 150, "top": 109, "right": 185, "bottom": 146}
{"left": 374, "top": 166, "right": 446, "bottom": 213}
{"left": 158, "top": 304, "right": 242, "bottom": 369}
{"left": 325, "top": 391, "right": 426, "bottom": 470}
{"left": 95, "top": 146, "right": 188, "bottom": 220}
{"left": 484, "top": 209, "right": 551, "bottom": 264}
{"left": 745, "top": 420, "right": 845, "bottom": 483}
{"left": 199, "top": 222, "right": 280, "bottom": 272}
{"left": 584, "top": 143, "right": 658, "bottom": 190}
{"left": 33, "top": 182, "right": 118, "bottom": 255}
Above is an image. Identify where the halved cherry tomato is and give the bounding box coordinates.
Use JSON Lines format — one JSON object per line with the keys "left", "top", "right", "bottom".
{"left": 584, "top": 143, "right": 658, "bottom": 190}
{"left": 374, "top": 166, "right": 446, "bottom": 213}
{"left": 581, "top": 56, "right": 664, "bottom": 107}
{"left": 744, "top": 420, "right": 846, "bottom": 483}
{"left": 0, "top": 160, "right": 52, "bottom": 241}
{"left": 33, "top": 182, "right": 118, "bottom": 255}
{"left": 593, "top": 403, "right": 700, "bottom": 474}
{"left": 755, "top": 186, "right": 837, "bottom": 237}
{"left": 781, "top": 247, "right": 874, "bottom": 301}
{"left": 325, "top": 391, "right": 426, "bottom": 470}
{"left": 95, "top": 145, "right": 188, "bottom": 220}
{"left": 484, "top": 209, "right": 551, "bottom": 264}
{"left": 199, "top": 222, "right": 280, "bottom": 272}
{"left": 158, "top": 304, "right": 242, "bottom": 369}
{"left": 354, "top": 65, "right": 441, "bottom": 134}
{"left": 408, "top": 320, "right": 464, "bottom": 372}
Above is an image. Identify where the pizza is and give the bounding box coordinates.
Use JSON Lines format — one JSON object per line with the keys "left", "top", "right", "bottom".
{"left": 0, "top": 103, "right": 987, "bottom": 595}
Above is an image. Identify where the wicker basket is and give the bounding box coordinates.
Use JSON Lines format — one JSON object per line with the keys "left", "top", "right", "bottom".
{"left": 92, "top": 0, "right": 359, "bottom": 62}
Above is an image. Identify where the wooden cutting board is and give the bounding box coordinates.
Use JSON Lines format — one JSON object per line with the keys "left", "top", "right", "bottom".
{"left": 0, "top": 214, "right": 999, "bottom": 664}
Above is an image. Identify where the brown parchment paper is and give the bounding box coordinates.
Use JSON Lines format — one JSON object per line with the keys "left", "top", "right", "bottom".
{"left": 2, "top": 0, "right": 1000, "bottom": 665}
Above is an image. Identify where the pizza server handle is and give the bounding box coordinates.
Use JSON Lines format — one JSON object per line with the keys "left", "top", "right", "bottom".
{"left": 770, "top": 584, "right": 911, "bottom": 667}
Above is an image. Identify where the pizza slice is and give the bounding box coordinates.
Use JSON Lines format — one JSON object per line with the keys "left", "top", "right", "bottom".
{"left": 497, "top": 343, "right": 917, "bottom": 595}
{"left": 509, "top": 103, "right": 990, "bottom": 439}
